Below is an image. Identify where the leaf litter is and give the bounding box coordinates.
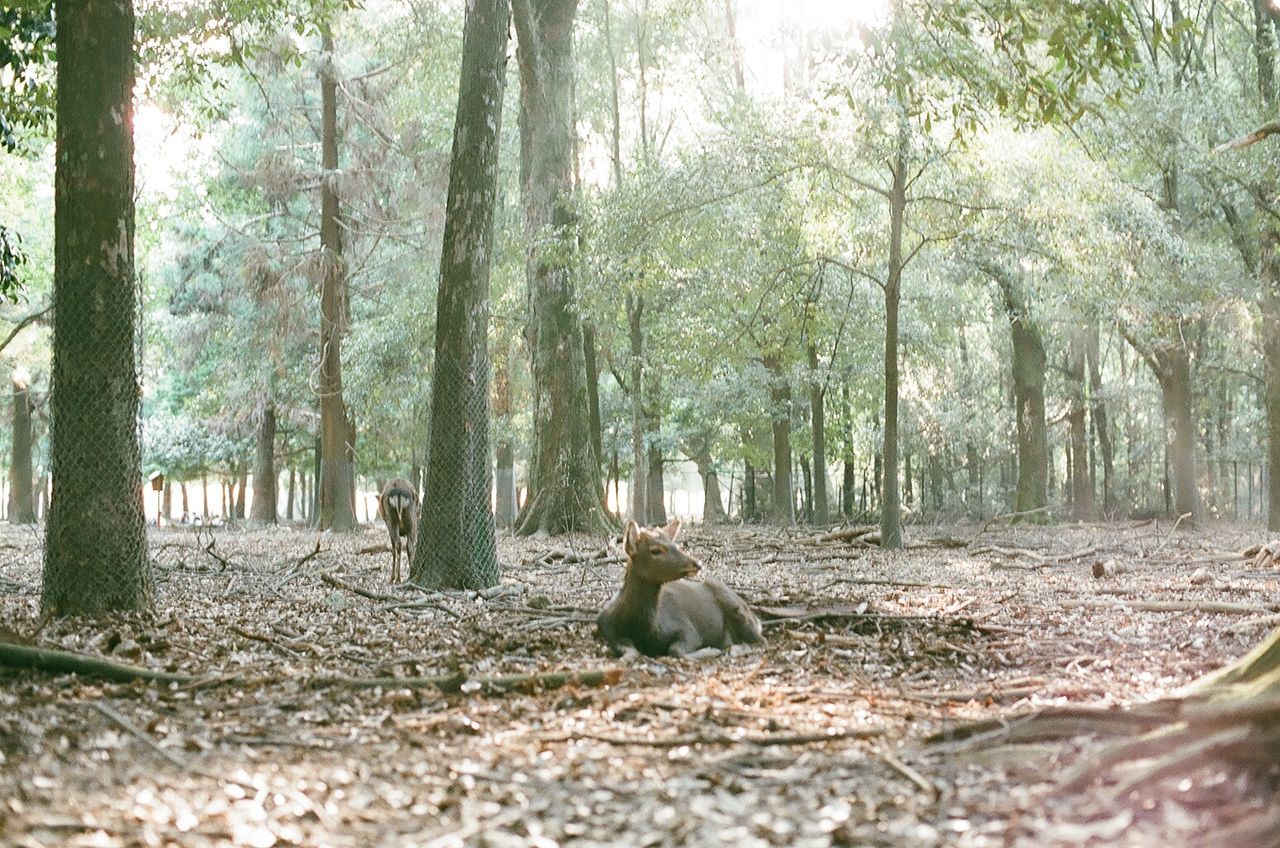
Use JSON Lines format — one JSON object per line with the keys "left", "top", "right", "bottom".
{"left": 0, "top": 518, "right": 1276, "bottom": 847}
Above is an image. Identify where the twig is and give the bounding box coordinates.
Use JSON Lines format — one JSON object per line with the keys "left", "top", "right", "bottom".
{"left": 88, "top": 701, "right": 191, "bottom": 772}
{"left": 0, "top": 639, "right": 193, "bottom": 685}
{"left": 309, "top": 667, "right": 623, "bottom": 694}
{"left": 878, "top": 747, "right": 938, "bottom": 797}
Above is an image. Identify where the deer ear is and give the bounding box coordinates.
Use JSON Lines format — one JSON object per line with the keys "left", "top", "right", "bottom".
{"left": 624, "top": 520, "right": 640, "bottom": 555}
{"left": 660, "top": 518, "right": 682, "bottom": 542}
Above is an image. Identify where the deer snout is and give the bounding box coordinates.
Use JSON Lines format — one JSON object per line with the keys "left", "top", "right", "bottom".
{"left": 681, "top": 558, "right": 703, "bottom": 579}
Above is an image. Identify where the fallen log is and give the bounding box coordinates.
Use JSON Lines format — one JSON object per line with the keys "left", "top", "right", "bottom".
{"left": 0, "top": 639, "right": 194, "bottom": 685}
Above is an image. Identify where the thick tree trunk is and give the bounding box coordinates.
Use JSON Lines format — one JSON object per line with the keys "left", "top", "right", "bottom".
{"left": 990, "top": 272, "right": 1048, "bottom": 517}
{"left": 43, "top": 0, "right": 152, "bottom": 614}
{"left": 9, "top": 380, "right": 34, "bottom": 524}
{"left": 695, "top": 455, "right": 727, "bottom": 524}
{"left": 646, "top": 444, "right": 666, "bottom": 525}
{"left": 410, "top": 0, "right": 508, "bottom": 589}
{"left": 512, "top": 0, "right": 611, "bottom": 536}
{"left": 250, "top": 402, "right": 277, "bottom": 525}
{"left": 317, "top": 29, "right": 356, "bottom": 532}
{"left": 742, "top": 455, "right": 758, "bottom": 522}
{"left": 161, "top": 481, "right": 171, "bottom": 525}
{"left": 285, "top": 466, "right": 295, "bottom": 521}
{"left": 1067, "top": 328, "right": 1094, "bottom": 520}
{"left": 1156, "top": 344, "right": 1201, "bottom": 522}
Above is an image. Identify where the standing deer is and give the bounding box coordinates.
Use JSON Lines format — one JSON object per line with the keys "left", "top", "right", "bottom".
{"left": 378, "top": 479, "right": 418, "bottom": 583}
{"left": 598, "top": 519, "right": 763, "bottom": 657}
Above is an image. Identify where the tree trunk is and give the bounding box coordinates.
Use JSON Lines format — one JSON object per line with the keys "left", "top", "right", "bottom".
{"left": 808, "top": 344, "right": 829, "bottom": 524}
{"left": 1156, "top": 343, "right": 1201, "bottom": 522}
{"left": 235, "top": 471, "right": 247, "bottom": 520}
{"left": 1067, "top": 327, "right": 1094, "bottom": 520}
{"left": 180, "top": 482, "right": 189, "bottom": 519}
{"left": 583, "top": 321, "right": 603, "bottom": 472}
{"left": 1086, "top": 321, "right": 1115, "bottom": 514}
{"left": 311, "top": 436, "right": 321, "bottom": 525}
{"left": 161, "top": 481, "right": 171, "bottom": 525}
{"left": 250, "top": 402, "right": 277, "bottom": 525}
{"left": 696, "top": 455, "right": 727, "bottom": 524}
{"left": 626, "top": 294, "right": 646, "bottom": 525}
{"left": 512, "top": 0, "right": 611, "bottom": 536}
{"left": 317, "top": 28, "right": 356, "bottom": 532}
{"left": 494, "top": 344, "right": 516, "bottom": 530}
{"left": 742, "top": 455, "right": 758, "bottom": 522}
{"left": 286, "top": 465, "right": 295, "bottom": 521}
{"left": 764, "top": 353, "right": 794, "bottom": 525}
{"left": 646, "top": 444, "right": 666, "bottom": 525}
{"left": 43, "top": 0, "right": 151, "bottom": 614}
{"left": 879, "top": 142, "right": 906, "bottom": 548}
{"left": 991, "top": 271, "right": 1048, "bottom": 517}
{"left": 410, "top": 0, "right": 508, "bottom": 588}
{"left": 9, "top": 379, "right": 34, "bottom": 524}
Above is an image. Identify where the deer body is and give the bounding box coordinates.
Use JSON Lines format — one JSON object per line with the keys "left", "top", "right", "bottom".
{"left": 598, "top": 520, "right": 762, "bottom": 657}
{"left": 378, "top": 479, "right": 418, "bottom": 583}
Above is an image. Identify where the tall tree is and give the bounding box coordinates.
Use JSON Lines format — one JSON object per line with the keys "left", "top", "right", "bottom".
{"left": 249, "top": 401, "right": 276, "bottom": 524}
{"left": 316, "top": 27, "right": 356, "bottom": 531}
{"left": 42, "top": 0, "right": 152, "bottom": 614}
{"left": 8, "top": 373, "right": 34, "bottom": 524}
{"left": 410, "top": 0, "right": 509, "bottom": 588}
{"left": 512, "top": 0, "right": 612, "bottom": 535}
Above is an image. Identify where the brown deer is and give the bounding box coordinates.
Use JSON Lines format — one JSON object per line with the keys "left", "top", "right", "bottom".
{"left": 377, "top": 479, "right": 418, "bottom": 583}
{"left": 598, "top": 519, "right": 763, "bottom": 657}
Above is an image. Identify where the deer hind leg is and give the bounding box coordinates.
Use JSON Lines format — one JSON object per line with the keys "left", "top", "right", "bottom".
{"left": 388, "top": 519, "right": 401, "bottom": 583}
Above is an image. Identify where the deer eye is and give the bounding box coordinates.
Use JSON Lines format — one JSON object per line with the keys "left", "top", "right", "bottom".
{"left": 650, "top": 547, "right": 664, "bottom": 556}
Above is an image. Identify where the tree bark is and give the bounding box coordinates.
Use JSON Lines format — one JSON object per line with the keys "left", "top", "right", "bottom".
{"left": 808, "top": 344, "right": 829, "bottom": 524}
{"left": 249, "top": 402, "right": 277, "bottom": 524}
{"left": 494, "top": 343, "right": 516, "bottom": 530}
{"left": 512, "top": 0, "right": 612, "bottom": 536}
{"left": 584, "top": 321, "right": 603, "bottom": 472}
{"left": 317, "top": 28, "right": 356, "bottom": 532}
{"left": 9, "top": 379, "right": 34, "bottom": 523}
{"left": 1156, "top": 342, "right": 1201, "bottom": 521}
{"left": 42, "top": 0, "right": 152, "bottom": 614}
{"left": 764, "top": 353, "right": 794, "bottom": 525}
{"left": 1067, "top": 327, "right": 1094, "bottom": 519}
{"left": 879, "top": 141, "right": 906, "bottom": 547}
{"left": 1085, "top": 321, "right": 1115, "bottom": 514}
{"left": 410, "top": 0, "right": 508, "bottom": 589}
{"left": 991, "top": 271, "right": 1048, "bottom": 517}
{"left": 626, "top": 293, "right": 646, "bottom": 524}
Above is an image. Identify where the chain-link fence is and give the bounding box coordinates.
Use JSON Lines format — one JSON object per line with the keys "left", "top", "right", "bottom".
{"left": 411, "top": 346, "right": 499, "bottom": 590}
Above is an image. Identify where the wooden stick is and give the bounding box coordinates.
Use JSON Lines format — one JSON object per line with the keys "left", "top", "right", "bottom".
{"left": 309, "top": 667, "right": 623, "bottom": 694}
{"left": 1060, "top": 598, "right": 1275, "bottom": 615}
{"left": 1212, "top": 121, "right": 1280, "bottom": 153}
{"left": 320, "top": 571, "right": 400, "bottom": 602}
{"left": 548, "top": 726, "right": 884, "bottom": 748}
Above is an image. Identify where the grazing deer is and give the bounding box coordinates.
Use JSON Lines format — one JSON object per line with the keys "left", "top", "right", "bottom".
{"left": 598, "top": 519, "right": 763, "bottom": 657}
{"left": 378, "top": 479, "right": 418, "bottom": 583}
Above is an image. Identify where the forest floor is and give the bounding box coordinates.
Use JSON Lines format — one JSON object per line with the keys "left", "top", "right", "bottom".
{"left": 0, "top": 517, "right": 1277, "bottom": 847}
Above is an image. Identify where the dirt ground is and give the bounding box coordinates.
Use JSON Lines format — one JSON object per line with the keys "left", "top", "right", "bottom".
{"left": 0, "top": 518, "right": 1276, "bottom": 847}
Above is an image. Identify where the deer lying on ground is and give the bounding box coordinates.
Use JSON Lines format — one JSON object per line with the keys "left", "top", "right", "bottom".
{"left": 377, "top": 479, "right": 418, "bottom": 583}
{"left": 598, "top": 519, "right": 763, "bottom": 658}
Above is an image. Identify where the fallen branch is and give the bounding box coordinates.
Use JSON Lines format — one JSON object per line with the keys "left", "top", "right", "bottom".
{"left": 320, "top": 571, "right": 400, "bottom": 602}
{"left": 796, "top": 525, "right": 877, "bottom": 545}
{"left": 0, "top": 639, "right": 193, "bottom": 685}
{"left": 551, "top": 726, "right": 884, "bottom": 749}
{"left": 969, "top": 506, "right": 1049, "bottom": 542}
{"left": 309, "top": 667, "right": 623, "bottom": 694}
{"left": 1060, "top": 598, "right": 1275, "bottom": 615}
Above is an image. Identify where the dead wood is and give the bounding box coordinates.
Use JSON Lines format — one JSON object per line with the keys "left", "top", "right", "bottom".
{"left": 320, "top": 570, "right": 401, "bottom": 602}
{"left": 309, "top": 667, "right": 623, "bottom": 694}
{"left": 549, "top": 726, "right": 884, "bottom": 748}
{"left": 0, "top": 639, "right": 194, "bottom": 685}
{"left": 795, "top": 525, "right": 877, "bottom": 545}
{"left": 1060, "top": 598, "right": 1275, "bottom": 615}
{"left": 968, "top": 506, "right": 1049, "bottom": 542}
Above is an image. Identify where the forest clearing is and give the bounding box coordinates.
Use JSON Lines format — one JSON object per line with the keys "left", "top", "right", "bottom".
{"left": 6, "top": 0, "right": 1280, "bottom": 846}
{"left": 2, "top": 520, "right": 1278, "bottom": 847}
